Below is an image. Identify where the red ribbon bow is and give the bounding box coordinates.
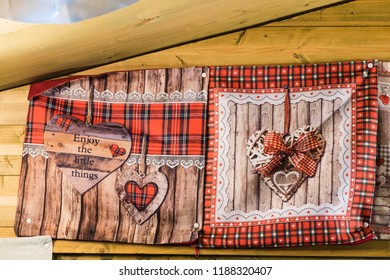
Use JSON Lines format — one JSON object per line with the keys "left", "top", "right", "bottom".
{"left": 257, "top": 131, "right": 321, "bottom": 177}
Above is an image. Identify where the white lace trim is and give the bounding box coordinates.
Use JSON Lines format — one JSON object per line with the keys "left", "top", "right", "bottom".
{"left": 42, "top": 87, "right": 208, "bottom": 103}
{"left": 22, "top": 144, "right": 205, "bottom": 169}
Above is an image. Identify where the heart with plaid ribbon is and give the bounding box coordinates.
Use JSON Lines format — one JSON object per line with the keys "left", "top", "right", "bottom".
{"left": 247, "top": 126, "right": 325, "bottom": 201}
{"left": 44, "top": 114, "right": 131, "bottom": 194}
{"left": 116, "top": 169, "right": 168, "bottom": 225}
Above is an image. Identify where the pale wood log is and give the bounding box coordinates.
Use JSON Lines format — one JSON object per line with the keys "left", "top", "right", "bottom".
{"left": 79, "top": 27, "right": 390, "bottom": 76}
{"left": 0, "top": 126, "right": 25, "bottom": 156}
{"left": 259, "top": 103, "right": 273, "bottom": 211}
{"left": 0, "top": 0, "right": 349, "bottom": 91}
{"left": 307, "top": 99, "right": 322, "bottom": 205}
{"left": 319, "top": 100, "right": 334, "bottom": 205}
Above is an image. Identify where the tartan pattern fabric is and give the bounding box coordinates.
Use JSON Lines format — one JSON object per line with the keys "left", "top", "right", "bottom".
{"left": 55, "top": 116, "right": 74, "bottom": 131}
{"left": 24, "top": 95, "right": 206, "bottom": 156}
{"left": 126, "top": 181, "right": 158, "bottom": 211}
{"left": 258, "top": 131, "right": 321, "bottom": 177}
{"left": 379, "top": 145, "right": 390, "bottom": 177}
{"left": 201, "top": 61, "right": 378, "bottom": 248}
{"left": 110, "top": 144, "right": 127, "bottom": 158}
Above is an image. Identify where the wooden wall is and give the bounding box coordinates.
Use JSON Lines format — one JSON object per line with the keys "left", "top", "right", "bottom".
{"left": 1, "top": 0, "right": 390, "bottom": 259}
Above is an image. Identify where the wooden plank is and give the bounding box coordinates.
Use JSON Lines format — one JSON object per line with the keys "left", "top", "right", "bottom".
{"left": 307, "top": 99, "right": 322, "bottom": 204}
{"left": 246, "top": 103, "right": 260, "bottom": 211}
{"left": 293, "top": 100, "right": 309, "bottom": 207}
{"left": 259, "top": 103, "right": 273, "bottom": 212}
{"left": 332, "top": 98, "right": 343, "bottom": 205}
{"left": 40, "top": 158, "right": 62, "bottom": 237}
{"left": 225, "top": 101, "right": 237, "bottom": 212}
{"left": 15, "top": 156, "right": 46, "bottom": 236}
{"left": 80, "top": 27, "right": 390, "bottom": 75}
{"left": 270, "top": 0, "right": 390, "bottom": 27}
{"left": 0, "top": 155, "right": 22, "bottom": 177}
{"left": 168, "top": 67, "right": 204, "bottom": 243}
{"left": 319, "top": 100, "right": 333, "bottom": 205}
{"left": 52, "top": 240, "right": 390, "bottom": 258}
{"left": 270, "top": 104, "right": 285, "bottom": 209}
{"left": 0, "top": 227, "right": 16, "bottom": 238}
{"left": 234, "top": 103, "right": 249, "bottom": 210}
{"left": 56, "top": 176, "right": 82, "bottom": 240}
{"left": 0, "top": 0, "right": 349, "bottom": 91}
{"left": 0, "top": 126, "right": 25, "bottom": 155}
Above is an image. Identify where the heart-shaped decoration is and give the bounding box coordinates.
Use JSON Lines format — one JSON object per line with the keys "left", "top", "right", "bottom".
{"left": 379, "top": 94, "right": 389, "bottom": 106}
{"left": 116, "top": 170, "right": 168, "bottom": 225}
{"left": 247, "top": 126, "right": 325, "bottom": 201}
{"left": 44, "top": 114, "right": 131, "bottom": 194}
{"left": 126, "top": 181, "right": 158, "bottom": 211}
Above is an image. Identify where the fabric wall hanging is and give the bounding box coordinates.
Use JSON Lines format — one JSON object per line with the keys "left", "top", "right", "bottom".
{"left": 200, "top": 61, "right": 378, "bottom": 248}
{"left": 15, "top": 68, "right": 208, "bottom": 244}
{"left": 373, "top": 61, "right": 390, "bottom": 236}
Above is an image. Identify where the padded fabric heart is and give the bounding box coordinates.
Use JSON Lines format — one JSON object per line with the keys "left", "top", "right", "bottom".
{"left": 44, "top": 114, "right": 131, "bottom": 194}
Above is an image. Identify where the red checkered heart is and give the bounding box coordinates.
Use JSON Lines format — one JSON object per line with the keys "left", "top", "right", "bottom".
{"left": 110, "top": 144, "right": 127, "bottom": 158}
{"left": 44, "top": 114, "right": 131, "bottom": 194}
{"left": 126, "top": 181, "right": 158, "bottom": 211}
{"left": 379, "top": 94, "right": 389, "bottom": 105}
{"left": 116, "top": 170, "right": 168, "bottom": 225}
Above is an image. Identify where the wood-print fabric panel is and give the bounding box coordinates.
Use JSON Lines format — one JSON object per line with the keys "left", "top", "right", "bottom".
{"left": 201, "top": 62, "right": 378, "bottom": 248}
{"left": 15, "top": 67, "right": 208, "bottom": 244}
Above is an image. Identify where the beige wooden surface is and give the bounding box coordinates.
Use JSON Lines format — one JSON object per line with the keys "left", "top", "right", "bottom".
{"left": 1, "top": 0, "right": 390, "bottom": 258}
{"left": 0, "top": 0, "right": 349, "bottom": 91}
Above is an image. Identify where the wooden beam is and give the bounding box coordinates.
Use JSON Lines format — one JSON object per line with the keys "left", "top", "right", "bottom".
{"left": 52, "top": 240, "right": 390, "bottom": 258}
{"left": 0, "top": 0, "right": 349, "bottom": 91}
{"left": 78, "top": 26, "right": 390, "bottom": 75}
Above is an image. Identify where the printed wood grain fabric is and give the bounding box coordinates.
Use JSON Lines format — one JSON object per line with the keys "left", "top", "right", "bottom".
{"left": 15, "top": 67, "right": 208, "bottom": 244}
{"left": 374, "top": 61, "right": 390, "bottom": 234}
{"left": 201, "top": 61, "right": 379, "bottom": 248}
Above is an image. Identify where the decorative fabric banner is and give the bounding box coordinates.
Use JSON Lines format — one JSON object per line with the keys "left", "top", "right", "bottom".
{"left": 201, "top": 61, "right": 378, "bottom": 248}
{"left": 15, "top": 68, "right": 208, "bottom": 245}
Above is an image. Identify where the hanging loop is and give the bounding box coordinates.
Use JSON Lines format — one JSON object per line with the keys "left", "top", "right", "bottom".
{"left": 85, "top": 78, "right": 94, "bottom": 126}
{"left": 139, "top": 136, "right": 147, "bottom": 178}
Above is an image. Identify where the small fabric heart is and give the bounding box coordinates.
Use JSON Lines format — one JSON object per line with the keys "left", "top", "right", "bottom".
{"left": 55, "top": 116, "right": 74, "bottom": 131}
{"left": 126, "top": 181, "right": 158, "bottom": 211}
{"left": 110, "top": 144, "right": 127, "bottom": 158}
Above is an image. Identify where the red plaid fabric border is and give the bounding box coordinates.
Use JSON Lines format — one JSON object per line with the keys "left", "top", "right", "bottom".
{"left": 25, "top": 96, "right": 206, "bottom": 156}
{"left": 201, "top": 61, "right": 378, "bottom": 248}
{"left": 126, "top": 181, "right": 158, "bottom": 211}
